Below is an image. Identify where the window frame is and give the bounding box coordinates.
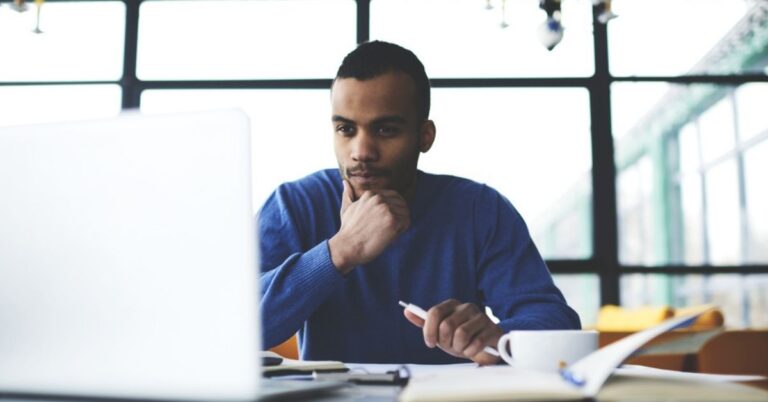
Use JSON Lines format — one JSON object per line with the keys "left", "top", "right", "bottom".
{"left": 3, "top": 0, "right": 768, "bottom": 310}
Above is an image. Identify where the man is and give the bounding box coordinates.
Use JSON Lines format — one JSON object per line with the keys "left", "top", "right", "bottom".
{"left": 259, "top": 41, "right": 580, "bottom": 365}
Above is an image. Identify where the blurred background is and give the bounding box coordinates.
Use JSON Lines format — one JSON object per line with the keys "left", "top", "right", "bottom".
{"left": 1, "top": 0, "right": 766, "bottom": 328}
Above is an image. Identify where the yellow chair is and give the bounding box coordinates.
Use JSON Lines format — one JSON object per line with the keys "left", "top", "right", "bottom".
{"left": 595, "top": 305, "right": 673, "bottom": 332}
{"left": 269, "top": 334, "right": 299, "bottom": 360}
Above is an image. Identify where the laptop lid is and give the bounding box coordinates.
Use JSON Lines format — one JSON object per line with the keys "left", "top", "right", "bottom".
{"left": 0, "top": 110, "right": 261, "bottom": 400}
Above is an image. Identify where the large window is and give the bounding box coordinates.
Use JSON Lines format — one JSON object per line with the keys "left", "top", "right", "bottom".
{"left": 2, "top": 0, "right": 767, "bottom": 328}
{"left": 136, "top": 0, "right": 355, "bottom": 80}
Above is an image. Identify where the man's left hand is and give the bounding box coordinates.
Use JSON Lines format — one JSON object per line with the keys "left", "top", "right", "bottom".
{"left": 403, "top": 299, "right": 502, "bottom": 365}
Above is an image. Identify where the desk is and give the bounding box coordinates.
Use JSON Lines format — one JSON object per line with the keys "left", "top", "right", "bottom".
{"left": 263, "top": 365, "right": 768, "bottom": 402}
{"left": 1, "top": 380, "right": 766, "bottom": 402}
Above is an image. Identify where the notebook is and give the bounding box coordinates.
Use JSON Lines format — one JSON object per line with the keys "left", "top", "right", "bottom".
{"left": 400, "top": 307, "right": 768, "bottom": 402}
{"left": 0, "top": 110, "right": 345, "bottom": 401}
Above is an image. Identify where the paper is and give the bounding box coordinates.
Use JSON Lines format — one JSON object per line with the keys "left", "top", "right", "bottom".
{"left": 565, "top": 305, "right": 717, "bottom": 396}
{"left": 399, "top": 306, "right": 768, "bottom": 402}
{"left": 399, "top": 365, "right": 583, "bottom": 402}
{"left": 634, "top": 328, "right": 723, "bottom": 356}
{"left": 616, "top": 364, "right": 766, "bottom": 383}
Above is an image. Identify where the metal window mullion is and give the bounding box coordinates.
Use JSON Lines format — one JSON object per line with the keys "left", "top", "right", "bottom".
{"left": 357, "top": 0, "right": 370, "bottom": 44}
{"left": 121, "top": 0, "right": 141, "bottom": 109}
{"left": 590, "top": 6, "right": 619, "bottom": 306}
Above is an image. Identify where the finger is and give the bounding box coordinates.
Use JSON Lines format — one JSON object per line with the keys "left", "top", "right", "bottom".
{"left": 437, "top": 307, "right": 478, "bottom": 352}
{"left": 472, "top": 349, "right": 502, "bottom": 366}
{"left": 424, "top": 299, "right": 459, "bottom": 348}
{"left": 403, "top": 310, "right": 425, "bottom": 327}
{"left": 456, "top": 315, "right": 492, "bottom": 356}
{"left": 340, "top": 179, "right": 355, "bottom": 214}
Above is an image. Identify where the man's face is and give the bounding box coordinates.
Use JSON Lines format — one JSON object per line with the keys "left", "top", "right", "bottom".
{"left": 331, "top": 71, "right": 434, "bottom": 198}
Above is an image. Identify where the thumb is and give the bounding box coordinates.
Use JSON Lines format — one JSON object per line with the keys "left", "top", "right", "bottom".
{"left": 340, "top": 179, "right": 355, "bottom": 214}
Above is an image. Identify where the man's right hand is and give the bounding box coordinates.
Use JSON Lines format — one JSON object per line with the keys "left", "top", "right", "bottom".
{"left": 328, "top": 180, "right": 410, "bottom": 275}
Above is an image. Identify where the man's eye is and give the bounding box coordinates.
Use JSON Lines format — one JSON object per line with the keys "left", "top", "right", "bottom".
{"left": 377, "top": 126, "right": 400, "bottom": 137}
{"left": 336, "top": 125, "right": 355, "bottom": 136}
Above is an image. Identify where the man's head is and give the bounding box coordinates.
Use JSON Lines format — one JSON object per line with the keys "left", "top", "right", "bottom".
{"left": 331, "top": 41, "right": 436, "bottom": 199}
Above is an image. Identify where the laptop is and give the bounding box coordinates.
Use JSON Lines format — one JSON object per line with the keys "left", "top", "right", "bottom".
{"left": 0, "top": 110, "right": 345, "bottom": 401}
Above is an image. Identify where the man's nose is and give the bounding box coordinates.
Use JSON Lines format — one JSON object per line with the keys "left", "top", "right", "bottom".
{"left": 350, "top": 132, "right": 379, "bottom": 162}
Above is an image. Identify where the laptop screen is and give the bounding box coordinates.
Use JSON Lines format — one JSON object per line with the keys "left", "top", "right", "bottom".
{"left": 0, "top": 110, "right": 262, "bottom": 400}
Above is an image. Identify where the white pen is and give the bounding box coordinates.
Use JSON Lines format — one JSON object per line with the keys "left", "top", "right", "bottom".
{"left": 398, "top": 300, "right": 500, "bottom": 357}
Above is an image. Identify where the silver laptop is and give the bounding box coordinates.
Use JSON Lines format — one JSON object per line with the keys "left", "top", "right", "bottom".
{"left": 0, "top": 110, "right": 344, "bottom": 401}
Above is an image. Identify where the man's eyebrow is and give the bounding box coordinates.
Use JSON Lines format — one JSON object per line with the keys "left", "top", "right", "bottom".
{"left": 332, "top": 115, "right": 354, "bottom": 124}
{"left": 371, "top": 115, "right": 407, "bottom": 125}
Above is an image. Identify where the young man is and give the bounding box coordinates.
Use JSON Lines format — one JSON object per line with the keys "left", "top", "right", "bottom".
{"left": 259, "top": 41, "right": 580, "bottom": 365}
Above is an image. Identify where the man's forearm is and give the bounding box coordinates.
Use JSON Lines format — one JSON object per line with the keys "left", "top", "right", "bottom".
{"left": 259, "top": 240, "right": 345, "bottom": 348}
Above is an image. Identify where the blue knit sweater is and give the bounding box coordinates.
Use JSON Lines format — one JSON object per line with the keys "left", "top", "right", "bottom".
{"left": 258, "top": 169, "right": 580, "bottom": 364}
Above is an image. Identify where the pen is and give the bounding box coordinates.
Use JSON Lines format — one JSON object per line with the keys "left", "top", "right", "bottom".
{"left": 398, "top": 300, "right": 500, "bottom": 357}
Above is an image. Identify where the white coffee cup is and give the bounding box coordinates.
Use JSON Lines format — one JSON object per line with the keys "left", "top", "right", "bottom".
{"left": 497, "top": 330, "right": 598, "bottom": 372}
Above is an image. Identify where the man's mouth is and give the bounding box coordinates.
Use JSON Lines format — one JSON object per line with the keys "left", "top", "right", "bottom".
{"left": 351, "top": 170, "right": 381, "bottom": 178}
{"left": 345, "top": 166, "right": 390, "bottom": 188}
{"left": 346, "top": 167, "right": 389, "bottom": 178}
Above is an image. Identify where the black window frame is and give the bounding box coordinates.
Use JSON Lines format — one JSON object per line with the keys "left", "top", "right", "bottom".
{"left": 3, "top": 0, "right": 768, "bottom": 307}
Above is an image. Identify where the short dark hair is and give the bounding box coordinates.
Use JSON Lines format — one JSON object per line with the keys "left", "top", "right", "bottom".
{"left": 334, "top": 41, "right": 431, "bottom": 121}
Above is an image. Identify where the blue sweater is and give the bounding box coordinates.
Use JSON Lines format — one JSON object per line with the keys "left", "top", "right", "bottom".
{"left": 258, "top": 169, "right": 580, "bottom": 364}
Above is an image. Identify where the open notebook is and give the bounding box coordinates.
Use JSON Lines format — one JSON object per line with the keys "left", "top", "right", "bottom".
{"left": 400, "top": 307, "right": 768, "bottom": 402}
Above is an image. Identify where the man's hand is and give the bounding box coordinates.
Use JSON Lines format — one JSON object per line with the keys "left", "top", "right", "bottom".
{"left": 329, "top": 180, "right": 410, "bottom": 275}
{"left": 404, "top": 299, "right": 502, "bottom": 365}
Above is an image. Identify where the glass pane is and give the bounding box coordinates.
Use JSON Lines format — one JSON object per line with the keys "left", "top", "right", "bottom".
{"left": 140, "top": 90, "right": 335, "bottom": 211}
{"left": 137, "top": 0, "right": 355, "bottom": 80}
{"left": 0, "top": 1, "right": 125, "bottom": 82}
{"left": 611, "top": 82, "right": 668, "bottom": 142}
{"left": 424, "top": 88, "right": 592, "bottom": 259}
{"left": 370, "top": 0, "right": 594, "bottom": 77}
{"left": 679, "top": 175, "right": 705, "bottom": 265}
{"left": 705, "top": 159, "right": 742, "bottom": 265}
{"left": 553, "top": 274, "right": 600, "bottom": 328}
{"left": 678, "top": 123, "right": 700, "bottom": 174}
{"left": 735, "top": 83, "right": 768, "bottom": 143}
{"left": 613, "top": 83, "right": 755, "bottom": 266}
{"left": 698, "top": 96, "right": 736, "bottom": 165}
{"left": 0, "top": 85, "right": 121, "bottom": 127}
{"left": 620, "top": 273, "right": 768, "bottom": 328}
{"left": 744, "top": 138, "right": 768, "bottom": 263}
{"left": 617, "top": 156, "right": 654, "bottom": 265}
{"left": 609, "top": 1, "right": 765, "bottom": 76}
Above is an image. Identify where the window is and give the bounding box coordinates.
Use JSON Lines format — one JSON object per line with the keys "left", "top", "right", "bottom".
{"left": 735, "top": 83, "right": 768, "bottom": 142}
{"left": 371, "top": 0, "right": 594, "bottom": 77}
{"left": 137, "top": 0, "right": 355, "bottom": 80}
{"left": 140, "top": 89, "right": 334, "bottom": 210}
{"left": 608, "top": 0, "right": 755, "bottom": 76}
{"left": 744, "top": 139, "right": 768, "bottom": 263}
{"left": 0, "top": 1, "right": 125, "bottom": 81}
{"left": 621, "top": 274, "right": 768, "bottom": 328}
{"left": 425, "top": 88, "right": 593, "bottom": 259}
{"left": 3, "top": 0, "right": 767, "bottom": 327}
{"left": 612, "top": 83, "right": 768, "bottom": 266}
{"left": 553, "top": 274, "right": 600, "bottom": 327}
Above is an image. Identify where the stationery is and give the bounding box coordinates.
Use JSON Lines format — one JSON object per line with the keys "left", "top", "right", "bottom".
{"left": 261, "top": 351, "right": 348, "bottom": 377}
{"left": 399, "top": 306, "right": 768, "bottom": 402}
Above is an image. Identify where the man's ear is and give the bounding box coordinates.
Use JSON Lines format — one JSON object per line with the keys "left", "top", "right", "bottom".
{"left": 419, "top": 120, "right": 436, "bottom": 153}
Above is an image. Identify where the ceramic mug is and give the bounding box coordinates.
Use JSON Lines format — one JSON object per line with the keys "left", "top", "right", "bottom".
{"left": 497, "top": 330, "right": 598, "bottom": 372}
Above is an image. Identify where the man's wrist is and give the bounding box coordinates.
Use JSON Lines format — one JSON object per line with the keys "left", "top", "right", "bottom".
{"left": 328, "top": 235, "right": 355, "bottom": 275}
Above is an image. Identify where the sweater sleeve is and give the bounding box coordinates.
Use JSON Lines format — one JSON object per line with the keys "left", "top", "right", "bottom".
{"left": 257, "top": 186, "right": 345, "bottom": 349}
{"left": 473, "top": 186, "right": 581, "bottom": 333}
